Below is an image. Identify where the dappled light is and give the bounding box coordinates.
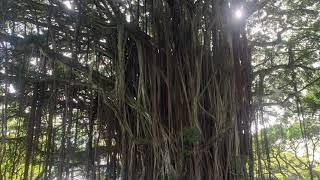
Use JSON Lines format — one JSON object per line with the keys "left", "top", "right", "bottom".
{"left": 0, "top": 0, "right": 319, "bottom": 179}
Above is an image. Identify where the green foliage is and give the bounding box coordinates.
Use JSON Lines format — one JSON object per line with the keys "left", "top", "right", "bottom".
{"left": 286, "top": 123, "right": 302, "bottom": 140}
{"left": 267, "top": 124, "right": 284, "bottom": 143}
{"left": 182, "top": 127, "right": 201, "bottom": 146}
{"left": 167, "top": 173, "right": 176, "bottom": 180}
{"left": 248, "top": 0, "right": 320, "bottom": 178}
{"left": 1, "top": 0, "right": 319, "bottom": 179}
{"left": 303, "top": 80, "right": 320, "bottom": 112}
{"left": 182, "top": 127, "right": 201, "bottom": 156}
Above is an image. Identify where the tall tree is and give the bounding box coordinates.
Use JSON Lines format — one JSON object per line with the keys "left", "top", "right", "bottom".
{"left": 0, "top": 0, "right": 278, "bottom": 179}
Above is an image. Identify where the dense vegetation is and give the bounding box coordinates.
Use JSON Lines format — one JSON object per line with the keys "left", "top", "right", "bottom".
{"left": 248, "top": 0, "right": 320, "bottom": 179}
{"left": 0, "top": 0, "right": 319, "bottom": 179}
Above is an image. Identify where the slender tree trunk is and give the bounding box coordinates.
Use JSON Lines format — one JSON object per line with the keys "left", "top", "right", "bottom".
{"left": 23, "top": 86, "right": 39, "bottom": 180}
{"left": 58, "top": 86, "right": 69, "bottom": 180}
{"left": 254, "top": 79, "right": 263, "bottom": 179}
{"left": 258, "top": 75, "right": 272, "bottom": 179}
{"left": 87, "top": 92, "right": 96, "bottom": 179}
{"left": 289, "top": 45, "right": 314, "bottom": 180}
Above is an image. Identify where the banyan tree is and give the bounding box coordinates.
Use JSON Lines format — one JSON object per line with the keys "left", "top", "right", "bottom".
{"left": 0, "top": 0, "right": 266, "bottom": 179}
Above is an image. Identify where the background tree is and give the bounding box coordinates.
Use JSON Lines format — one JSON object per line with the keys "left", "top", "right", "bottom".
{"left": 248, "top": 0, "right": 320, "bottom": 179}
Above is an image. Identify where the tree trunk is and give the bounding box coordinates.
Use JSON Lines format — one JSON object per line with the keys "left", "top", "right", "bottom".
{"left": 115, "top": 1, "right": 252, "bottom": 179}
